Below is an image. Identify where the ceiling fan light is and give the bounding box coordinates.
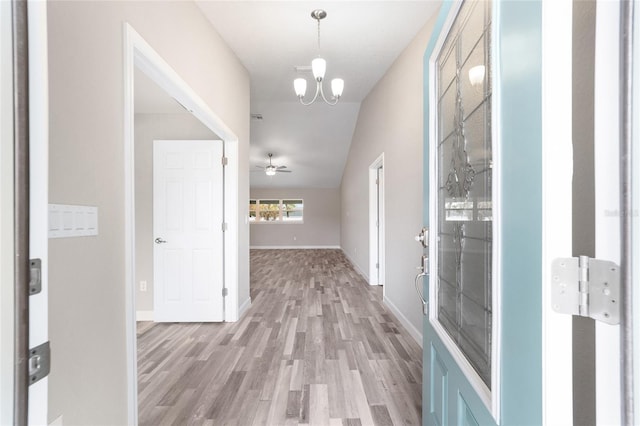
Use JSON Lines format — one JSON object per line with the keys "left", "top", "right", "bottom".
{"left": 331, "top": 78, "right": 344, "bottom": 98}
{"left": 265, "top": 166, "right": 277, "bottom": 176}
{"left": 294, "top": 78, "right": 307, "bottom": 98}
{"left": 312, "top": 57, "right": 326, "bottom": 81}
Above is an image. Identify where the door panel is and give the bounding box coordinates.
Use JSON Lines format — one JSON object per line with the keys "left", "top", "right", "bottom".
{"left": 153, "top": 140, "right": 224, "bottom": 322}
{"left": 423, "top": 1, "right": 544, "bottom": 424}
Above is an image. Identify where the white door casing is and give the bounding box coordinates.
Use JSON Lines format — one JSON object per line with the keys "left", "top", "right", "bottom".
{"left": 368, "top": 153, "right": 385, "bottom": 286}
{"left": 594, "top": 1, "right": 621, "bottom": 424}
{"left": 124, "top": 22, "right": 241, "bottom": 424}
{"left": 27, "top": 0, "right": 49, "bottom": 423}
{"left": 153, "top": 140, "right": 224, "bottom": 322}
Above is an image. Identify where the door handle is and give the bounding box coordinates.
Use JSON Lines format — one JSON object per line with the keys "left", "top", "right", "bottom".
{"left": 154, "top": 237, "right": 167, "bottom": 244}
{"left": 415, "top": 272, "right": 427, "bottom": 316}
{"left": 415, "top": 254, "right": 428, "bottom": 315}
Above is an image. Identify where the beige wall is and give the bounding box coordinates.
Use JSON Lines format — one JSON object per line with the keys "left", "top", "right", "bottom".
{"left": 250, "top": 188, "right": 340, "bottom": 247}
{"left": 134, "top": 113, "right": 217, "bottom": 313}
{"left": 340, "top": 13, "right": 439, "bottom": 340}
{"left": 47, "top": 2, "right": 250, "bottom": 424}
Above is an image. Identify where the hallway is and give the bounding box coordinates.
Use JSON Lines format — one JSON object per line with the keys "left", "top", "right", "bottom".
{"left": 137, "top": 249, "right": 422, "bottom": 425}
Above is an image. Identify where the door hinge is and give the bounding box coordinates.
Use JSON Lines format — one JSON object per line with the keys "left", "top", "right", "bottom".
{"left": 29, "top": 341, "right": 50, "bottom": 385}
{"left": 29, "top": 259, "right": 42, "bottom": 295}
{"left": 551, "top": 256, "right": 620, "bottom": 325}
{"left": 222, "top": 157, "right": 228, "bottom": 166}
{"left": 376, "top": 178, "right": 379, "bottom": 185}
{"left": 222, "top": 222, "right": 228, "bottom": 232}
{"left": 222, "top": 288, "right": 228, "bottom": 297}
{"left": 375, "top": 263, "right": 379, "bottom": 269}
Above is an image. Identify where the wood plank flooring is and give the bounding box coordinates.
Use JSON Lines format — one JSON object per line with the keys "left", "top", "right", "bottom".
{"left": 138, "top": 249, "right": 422, "bottom": 425}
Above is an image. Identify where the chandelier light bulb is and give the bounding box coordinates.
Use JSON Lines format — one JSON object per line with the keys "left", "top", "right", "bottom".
{"left": 265, "top": 167, "right": 277, "bottom": 176}
{"left": 311, "top": 57, "right": 326, "bottom": 81}
{"left": 294, "top": 78, "right": 307, "bottom": 97}
{"left": 331, "top": 78, "right": 344, "bottom": 98}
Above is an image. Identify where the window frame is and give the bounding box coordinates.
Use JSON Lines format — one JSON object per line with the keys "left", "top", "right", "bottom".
{"left": 249, "top": 198, "right": 304, "bottom": 224}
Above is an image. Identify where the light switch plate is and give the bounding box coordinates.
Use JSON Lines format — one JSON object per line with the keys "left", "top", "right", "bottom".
{"left": 48, "top": 204, "right": 98, "bottom": 238}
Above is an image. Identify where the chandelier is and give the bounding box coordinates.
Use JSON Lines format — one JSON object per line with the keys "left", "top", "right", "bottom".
{"left": 293, "top": 9, "right": 344, "bottom": 106}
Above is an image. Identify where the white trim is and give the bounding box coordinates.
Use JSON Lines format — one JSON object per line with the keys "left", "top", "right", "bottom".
{"left": 238, "top": 297, "right": 252, "bottom": 319}
{"left": 250, "top": 245, "right": 341, "bottom": 250}
{"left": 383, "top": 296, "right": 422, "bottom": 348}
{"left": 427, "top": 1, "right": 500, "bottom": 420}
{"left": 541, "top": 0, "right": 574, "bottom": 424}
{"left": 368, "top": 153, "right": 385, "bottom": 287}
{"left": 341, "top": 248, "right": 369, "bottom": 282}
{"left": 123, "top": 23, "right": 240, "bottom": 425}
{"left": 27, "top": 1, "right": 49, "bottom": 423}
{"left": 594, "top": 2, "right": 622, "bottom": 424}
{"left": 136, "top": 311, "right": 154, "bottom": 321}
{"left": 633, "top": 3, "right": 640, "bottom": 420}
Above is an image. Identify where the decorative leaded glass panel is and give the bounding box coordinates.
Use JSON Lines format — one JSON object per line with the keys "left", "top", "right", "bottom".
{"left": 435, "top": 0, "right": 493, "bottom": 387}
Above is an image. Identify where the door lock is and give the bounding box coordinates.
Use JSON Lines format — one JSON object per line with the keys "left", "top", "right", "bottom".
{"left": 414, "top": 227, "right": 428, "bottom": 248}
{"left": 154, "top": 237, "right": 167, "bottom": 244}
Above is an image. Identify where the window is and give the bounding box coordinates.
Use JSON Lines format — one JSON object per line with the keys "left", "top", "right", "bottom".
{"left": 249, "top": 199, "right": 304, "bottom": 223}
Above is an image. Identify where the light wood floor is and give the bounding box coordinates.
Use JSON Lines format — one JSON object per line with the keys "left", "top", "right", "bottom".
{"left": 138, "top": 249, "right": 422, "bottom": 425}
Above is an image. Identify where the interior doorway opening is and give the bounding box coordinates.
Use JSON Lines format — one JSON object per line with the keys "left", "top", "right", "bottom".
{"left": 369, "top": 153, "right": 385, "bottom": 287}
{"left": 123, "top": 23, "right": 240, "bottom": 424}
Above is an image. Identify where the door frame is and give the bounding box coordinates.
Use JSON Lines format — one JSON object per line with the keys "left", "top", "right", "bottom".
{"left": 540, "top": 0, "right": 574, "bottom": 424}
{"left": 368, "top": 153, "right": 385, "bottom": 286}
{"left": 123, "top": 23, "right": 240, "bottom": 425}
{"left": 27, "top": 1, "right": 49, "bottom": 423}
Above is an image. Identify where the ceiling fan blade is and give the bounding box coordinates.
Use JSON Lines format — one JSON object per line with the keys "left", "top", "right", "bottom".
{"left": 276, "top": 165, "right": 287, "bottom": 169}
{"left": 277, "top": 170, "right": 292, "bottom": 173}
{"left": 255, "top": 165, "right": 265, "bottom": 169}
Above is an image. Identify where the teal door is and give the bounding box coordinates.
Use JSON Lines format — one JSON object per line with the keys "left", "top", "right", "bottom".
{"left": 422, "top": 1, "right": 543, "bottom": 424}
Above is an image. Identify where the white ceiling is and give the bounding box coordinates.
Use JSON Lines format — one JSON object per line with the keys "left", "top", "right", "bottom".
{"left": 196, "top": 1, "right": 441, "bottom": 188}
{"left": 132, "top": 1, "right": 440, "bottom": 188}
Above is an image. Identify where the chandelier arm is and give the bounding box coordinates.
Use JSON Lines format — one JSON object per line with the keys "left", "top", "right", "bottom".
{"left": 319, "top": 81, "right": 339, "bottom": 106}
{"left": 298, "top": 82, "right": 321, "bottom": 106}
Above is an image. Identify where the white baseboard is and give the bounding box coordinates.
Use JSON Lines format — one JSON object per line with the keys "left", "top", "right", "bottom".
{"left": 238, "top": 297, "right": 252, "bottom": 319}
{"left": 383, "top": 295, "right": 423, "bottom": 348}
{"left": 250, "top": 245, "right": 341, "bottom": 249}
{"left": 340, "top": 247, "right": 369, "bottom": 283}
{"left": 136, "top": 310, "right": 153, "bottom": 321}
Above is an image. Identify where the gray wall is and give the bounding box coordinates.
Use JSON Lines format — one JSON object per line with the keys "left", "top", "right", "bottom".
{"left": 340, "top": 13, "right": 439, "bottom": 340}
{"left": 47, "top": 2, "right": 250, "bottom": 424}
{"left": 135, "top": 113, "right": 217, "bottom": 313}
{"left": 250, "top": 188, "right": 340, "bottom": 247}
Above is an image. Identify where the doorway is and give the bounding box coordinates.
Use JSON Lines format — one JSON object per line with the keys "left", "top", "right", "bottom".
{"left": 123, "top": 23, "right": 240, "bottom": 424}
{"left": 369, "top": 153, "right": 385, "bottom": 287}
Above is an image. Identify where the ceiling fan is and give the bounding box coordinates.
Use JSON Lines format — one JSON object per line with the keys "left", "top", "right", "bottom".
{"left": 255, "top": 153, "right": 292, "bottom": 176}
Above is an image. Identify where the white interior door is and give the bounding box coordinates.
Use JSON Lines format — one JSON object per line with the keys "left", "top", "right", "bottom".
{"left": 153, "top": 139, "right": 224, "bottom": 322}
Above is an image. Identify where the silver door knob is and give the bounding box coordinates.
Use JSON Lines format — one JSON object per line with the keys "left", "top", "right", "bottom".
{"left": 154, "top": 238, "right": 167, "bottom": 244}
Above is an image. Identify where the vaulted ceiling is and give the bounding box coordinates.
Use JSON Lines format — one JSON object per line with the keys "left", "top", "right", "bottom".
{"left": 134, "top": 2, "right": 441, "bottom": 188}
{"left": 195, "top": 1, "right": 441, "bottom": 188}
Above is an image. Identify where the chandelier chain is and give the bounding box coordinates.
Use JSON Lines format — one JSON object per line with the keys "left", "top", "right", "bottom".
{"left": 317, "top": 17, "right": 321, "bottom": 54}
